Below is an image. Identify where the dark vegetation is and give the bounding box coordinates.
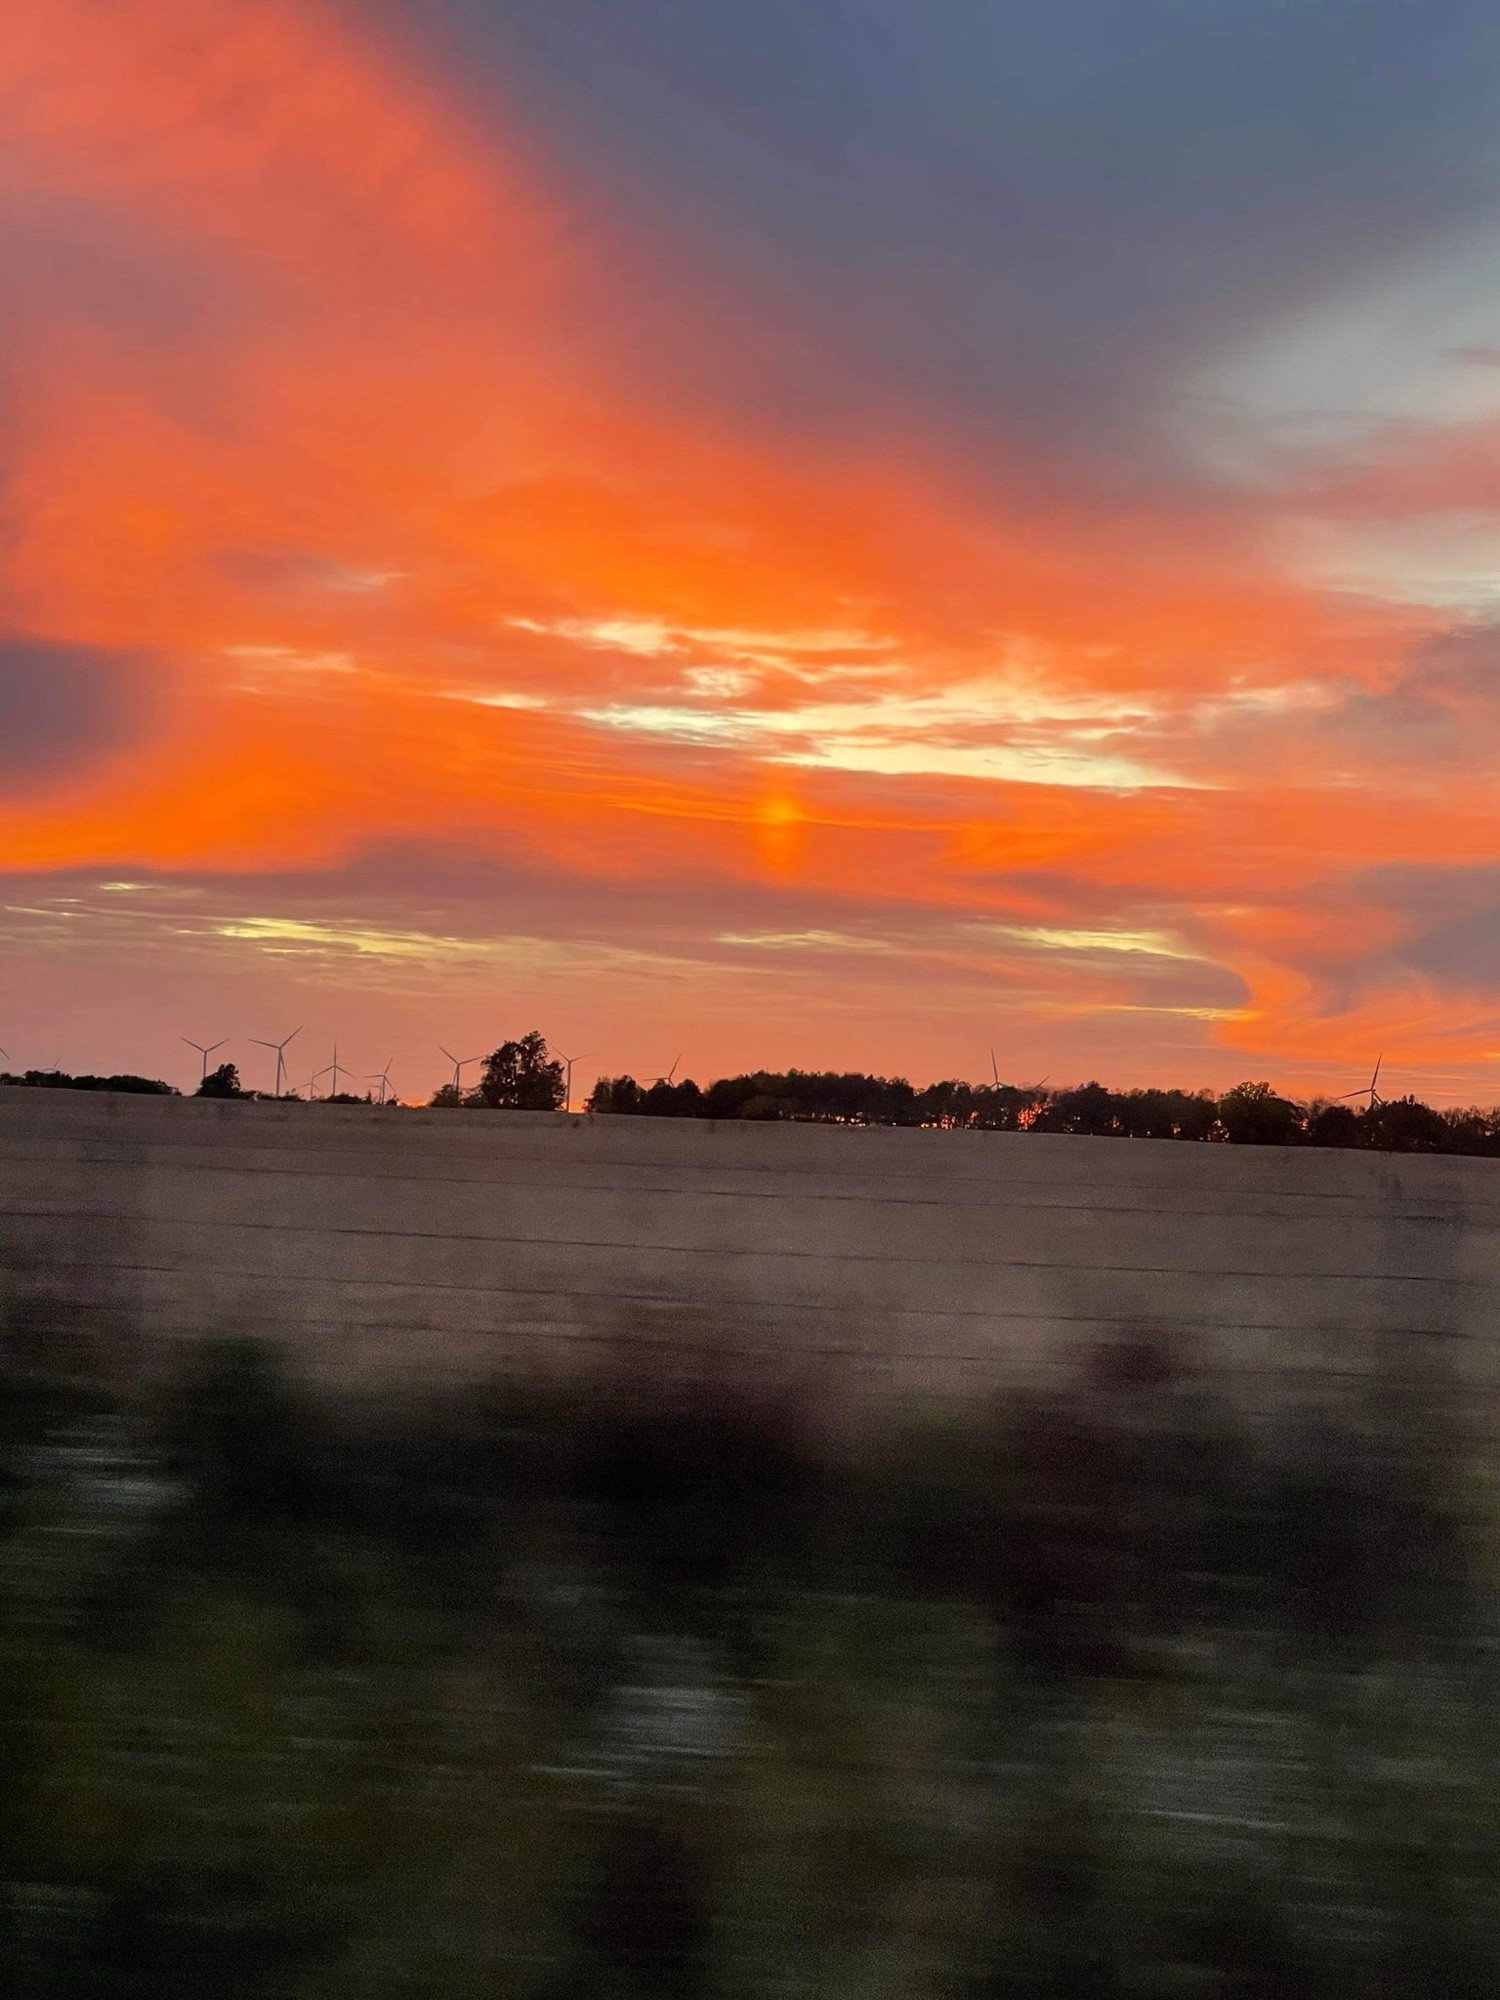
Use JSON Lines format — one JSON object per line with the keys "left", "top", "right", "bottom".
{"left": 428, "top": 1030, "right": 566, "bottom": 1110}
{"left": 1, "top": 1298, "right": 1498, "bottom": 1997}
{"left": 197, "top": 1062, "right": 250, "bottom": 1099}
{"left": 3, "top": 1052, "right": 1496, "bottom": 1156}
{"left": 0, "top": 1069, "right": 176, "bottom": 1095}
{"left": 588, "top": 1068, "right": 1500, "bottom": 1155}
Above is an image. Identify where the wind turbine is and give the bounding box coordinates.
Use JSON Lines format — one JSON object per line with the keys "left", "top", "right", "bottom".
{"left": 250, "top": 1027, "right": 301, "bottom": 1098}
{"left": 366, "top": 1060, "right": 395, "bottom": 1106}
{"left": 548, "top": 1043, "right": 594, "bottom": 1113}
{"left": 438, "top": 1045, "right": 484, "bottom": 1096}
{"left": 1335, "top": 1055, "right": 1384, "bottom": 1113}
{"left": 182, "top": 1035, "right": 228, "bottom": 1085}
{"left": 649, "top": 1056, "right": 682, "bottom": 1087}
{"left": 988, "top": 1049, "right": 1048, "bottom": 1098}
{"left": 314, "top": 1042, "right": 347, "bottom": 1099}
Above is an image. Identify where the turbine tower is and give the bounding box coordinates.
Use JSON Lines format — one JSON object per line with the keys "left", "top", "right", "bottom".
{"left": 313, "top": 1042, "right": 347, "bottom": 1099}
{"left": 548, "top": 1043, "right": 594, "bottom": 1113}
{"left": 182, "top": 1035, "right": 228, "bottom": 1085}
{"left": 1335, "top": 1055, "right": 1385, "bottom": 1113}
{"left": 438, "top": 1045, "right": 483, "bottom": 1096}
{"left": 250, "top": 1027, "right": 301, "bottom": 1099}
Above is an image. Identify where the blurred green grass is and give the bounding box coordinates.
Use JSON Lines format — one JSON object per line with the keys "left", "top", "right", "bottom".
{"left": 2, "top": 1310, "right": 1499, "bottom": 1997}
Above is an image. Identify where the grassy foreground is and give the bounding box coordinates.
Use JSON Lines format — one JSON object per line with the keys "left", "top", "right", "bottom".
{"left": 1, "top": 1309, "right": 1498, "bottom": 1998}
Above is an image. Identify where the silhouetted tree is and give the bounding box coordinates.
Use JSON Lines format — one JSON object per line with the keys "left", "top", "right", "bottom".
{"left": 1035, "top": 1081, "right": 1118, "bottom": 1137}
{"left": 1362, "top": 1094, "right": 1448, "bottom": 1152}
{"left": 1307, "top": 1100, "right": 1363, "bottom": 1148}
{"left": 700, "top": 1074, "right": 762, "bottom": 1119}
{"left": 589, "top": 1075, "right": 645, "bottom": 1114}
{"left": 474, "top": 1030, "right": 564, "bottom": 1110}
{"left": 1118, "top": 1087, "right": 1217, "bottom": 1140}
{"left": 914, "top": 1080, "right": 975, "bottom": 1126}
{"left": 969, "top": 1083, "right": 1044, "bottom": 1130}
{"left": 197, "top": 1063, "right": 249, "bottom": 1100}
{"left": 642, "top": 1076, "right": 703, "bottom": 1117}
{"left": 703, "top": 1068, "right": 924, "bottom": 1124}
{"left": 1441, "top": 1106, "right": 1500, "bottom": 1155}
{"left": 1217, "top": 1079, "right": 1302, "bottom": 1145}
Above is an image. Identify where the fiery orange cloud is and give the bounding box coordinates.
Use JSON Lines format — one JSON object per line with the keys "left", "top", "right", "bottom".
{"left": 3, "top": 0, "right": 1500, "bottom": 1098}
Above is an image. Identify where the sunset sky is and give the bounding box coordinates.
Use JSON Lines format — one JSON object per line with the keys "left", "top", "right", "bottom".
{"left": 6, "top": 0, "right": 1500, "bottom": 1103}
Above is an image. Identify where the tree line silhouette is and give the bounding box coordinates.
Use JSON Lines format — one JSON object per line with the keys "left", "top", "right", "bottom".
{"left": 11, "top": 1050, "right": 1500, "bottom": 1155}
{"left": 0, "top": 1065, "right": 388, "bottom": 1105}
{"left": 586, "top": 1067, "right": 1500, "bottom": 1155}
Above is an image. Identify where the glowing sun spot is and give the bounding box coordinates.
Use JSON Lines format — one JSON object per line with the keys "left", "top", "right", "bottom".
{"left": 753, "top": 792, "right": 804, "bottom": 874}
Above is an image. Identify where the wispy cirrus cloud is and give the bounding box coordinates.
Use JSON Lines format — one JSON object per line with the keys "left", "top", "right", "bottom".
{"left": 570, "top": 675, "right": 1186, "bottom": 792}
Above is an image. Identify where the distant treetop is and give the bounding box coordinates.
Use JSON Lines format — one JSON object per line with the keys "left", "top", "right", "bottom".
{"left": 0, "top": 1069, "right": 177, "bottom": 1096}
{"left": 197, "top": 1063, "right": 249, "bottom": 1100}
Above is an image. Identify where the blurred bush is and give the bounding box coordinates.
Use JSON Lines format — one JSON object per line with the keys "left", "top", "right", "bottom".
{"left": 0, "top": 1301, "right": 1498, "bottom": 1996}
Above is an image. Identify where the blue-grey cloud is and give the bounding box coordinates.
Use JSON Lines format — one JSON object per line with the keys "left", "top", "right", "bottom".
{"left": 399, "top": 0, "right": 1500, "bottom": 483}
{"left": 0, "top": 189, "right": 255, "bottom": 362}
{"left": 1300, "top": 622, "right": 1500, "bottom": 775}
{"left": 0, "top": 640, "right": 152, "bottom": 791}
{"left": 1359, "top": 862, "right": 1500, "bottom": 996}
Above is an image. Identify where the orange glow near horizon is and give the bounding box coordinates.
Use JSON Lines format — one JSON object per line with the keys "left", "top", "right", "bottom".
{"left": 4, "top": 0, "right": 1500, "bottom": 1102}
